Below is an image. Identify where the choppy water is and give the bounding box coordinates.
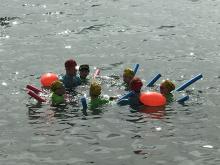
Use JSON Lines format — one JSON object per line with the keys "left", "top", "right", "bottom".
{"left": 1, "top": 0, "right": 220, "bottom": 164}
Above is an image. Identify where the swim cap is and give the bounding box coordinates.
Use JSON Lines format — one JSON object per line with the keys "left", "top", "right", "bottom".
{"left": 161, "top": 80, "right": 175, "bottom": 92}
{"left": 123, "top": 68, "right": 135, "bottom": 78}
{"left": 65, "top": 59, "right": 77, "bottom": 68}
{"left": 129, "top": 77, "right": 143, "bottom": 91}
{"left": 90, "top": 82, "right": 101, "bottom": 97}
{"left": 50, "top": 80, "right": 64, "bottom": 92}
{"left": 79, "top": 64, "right": 90, "bottom": 71}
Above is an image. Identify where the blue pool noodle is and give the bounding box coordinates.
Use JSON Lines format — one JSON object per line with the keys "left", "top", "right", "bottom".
{"left": 146, "top": 73, "right": 162, "bottom": 87}
{"left": 133, "top": 64, "right": 139, "bottom": 75}
{"left": 81, "top": 97, "right": 87, "bottom": 110}
{"left": 117, "top": 91, "right": 135, "bottom": 103}
{"left": 175, "top": 74, "right": 203, "bottom": 92}
{"left": 177, "top": 95, "right": 189, "bottom": 103}
{"left": 117, "top": 99, "right": 129, "bottom": 106}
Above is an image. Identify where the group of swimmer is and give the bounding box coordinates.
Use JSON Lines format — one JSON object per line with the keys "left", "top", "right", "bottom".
{"left": 26, "top": 57, "right": 203, "bottom": 114}
{"left": 47, "top": 58, "right": 177, "bottom": 110}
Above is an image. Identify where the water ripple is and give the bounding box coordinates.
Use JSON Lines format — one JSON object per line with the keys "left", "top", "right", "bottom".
{"left": 76, "top": 24, "right": 106, "bottom": 34}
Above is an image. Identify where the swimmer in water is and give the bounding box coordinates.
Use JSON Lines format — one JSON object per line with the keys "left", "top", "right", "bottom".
{"left": 159, "top": 79, "right": 175, "bottom": 103}
{"left": 50, "top": 80, "right": 66, "bottom": 106}
{"left": 128, "top": 77, "right": 143, "bottom": 108}
{"left": 79, "top": 64, "right": 90, "bottom": 84}
{"left": 122, "top": 68, "right": 135, "bottom": 90}
{"left": 117, "top": 77, "right": 143, "bottom": 109}
{"left": 59, "top": 59, "right": 81, "bottom": 91}
{"left": 88, "top": 81, "right": 110, "bottom": 110}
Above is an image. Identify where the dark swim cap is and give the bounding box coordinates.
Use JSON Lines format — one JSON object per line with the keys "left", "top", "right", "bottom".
{"left": 79, "top": 64, "right": 90, "bottom": 71}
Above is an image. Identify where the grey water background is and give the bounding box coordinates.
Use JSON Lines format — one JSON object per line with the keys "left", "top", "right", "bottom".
{"left": 0, "top": 0, "right": 220, "bottom": 164}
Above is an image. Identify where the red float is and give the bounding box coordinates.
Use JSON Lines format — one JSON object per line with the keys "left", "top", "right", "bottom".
{"left": 40, "top": 73, "right": 58, "bottom": 88}
{"left": 26, "top": 84, "right": 43, "bottom": 94}
{"left": 140, "top": 92, "right": 166, "bottom": 106}
{"left": 27, "top": 90, "right": 46, "bottom": 102}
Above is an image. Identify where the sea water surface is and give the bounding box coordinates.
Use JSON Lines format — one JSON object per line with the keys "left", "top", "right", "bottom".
{"left": 0, "top": 0, "right": 220, "bottom": 164}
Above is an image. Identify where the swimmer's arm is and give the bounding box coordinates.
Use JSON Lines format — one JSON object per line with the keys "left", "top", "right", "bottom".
{"left": 109, "top": 96, "right": 118, "bottom": 101}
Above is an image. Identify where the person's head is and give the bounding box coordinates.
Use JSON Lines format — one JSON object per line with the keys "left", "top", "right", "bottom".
{"left": 123, "top": 68, "right": 135, "bottom": 84}
{"left": 160, "top": 80, "right": 175, "bottom": 95}
{"left": 51, "top": 80, "right": 66, "bottom": 95}
{"left": 129, "top": 77, "right": 143, "bottom": 92}
{"left": 65, "top": 59, "right": 77, "bottom": 76}
{"left": 79, "top": 64, "right": 90, "bottom": 79}
{"left": 89, "top": 81, "right": 101, "bottom": 98}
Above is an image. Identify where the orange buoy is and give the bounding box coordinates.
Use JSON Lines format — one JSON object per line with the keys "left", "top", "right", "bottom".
{"left": 40, "top": 73, "right": 58, "bottom": 88}
{"left": 140, "top": 92, "right": 166, "bottom": 106}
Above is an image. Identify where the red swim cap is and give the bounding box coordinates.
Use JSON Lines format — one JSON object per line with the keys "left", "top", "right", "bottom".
{"left": 129, "top": 77, "right": 143, "bottom": 91}
{"left": 65, "top": 59, "right": 77, "bottom": 68}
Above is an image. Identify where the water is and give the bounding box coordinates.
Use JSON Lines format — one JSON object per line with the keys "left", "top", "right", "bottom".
{"left": 1, "top": 0, "right": 220, "bottom": 164}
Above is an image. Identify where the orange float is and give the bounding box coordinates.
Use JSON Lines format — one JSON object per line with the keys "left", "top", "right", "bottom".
{"left": 140, "top": 92, "right": 166, "bottom": 106}
{"left": 40, "top": 73, "right": 58, "bottom": 88}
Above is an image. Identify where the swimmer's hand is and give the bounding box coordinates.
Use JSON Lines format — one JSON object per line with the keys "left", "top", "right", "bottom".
{"left": 109, "top": 96, "right": 118, "bottom": 101}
